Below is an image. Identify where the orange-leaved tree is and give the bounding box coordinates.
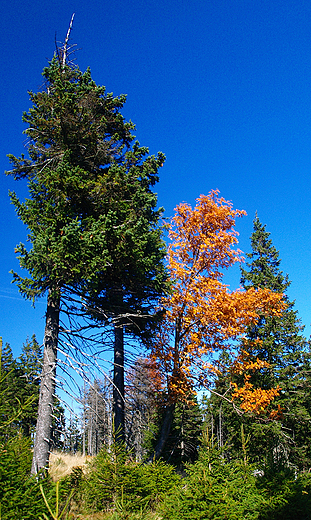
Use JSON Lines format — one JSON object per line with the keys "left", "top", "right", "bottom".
{"left": 150, "top": 190, "right": 286, "bottom": 458}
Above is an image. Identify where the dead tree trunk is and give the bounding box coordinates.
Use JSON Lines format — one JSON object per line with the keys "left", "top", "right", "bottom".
{"left": 82, "top": 379, "right": 86, "bottom": 456}
{"left": 31, "top": 289, "right": 60, "bottom": 475}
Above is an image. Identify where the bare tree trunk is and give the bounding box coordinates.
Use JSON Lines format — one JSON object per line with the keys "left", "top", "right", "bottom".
{"left": 95, "top": 386, "right": 98, "bottom": 454}
{"left": 31, "top": 289, "right": 60, "bottom": 475}
{"left": 219, "top": 403, "right": 223, "bottom": 449}
{"left": 88, "top": 390, "right": 94, "bottom": 456}
{"left": 108, "top": 387, "right": 113, "bottom": 447}
{"left": 82, "top": 379, "right": 86, "bottom": 457}
{"left": 113, "top": 324, "right": 124, "bottom": 443}
{"left": 149, "top": 403, "right": 175, "bottom": 461}
{"left": 181, "top": 404, "right": 185, "bottom": 459}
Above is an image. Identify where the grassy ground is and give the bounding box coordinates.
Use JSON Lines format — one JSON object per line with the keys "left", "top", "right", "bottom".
{"left": 49, "top": 451, "right": 91, "bottom": 481}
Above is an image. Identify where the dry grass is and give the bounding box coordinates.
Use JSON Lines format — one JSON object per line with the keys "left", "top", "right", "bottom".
{"left": 49, "top": 451, "right": 92, "bottom": 481}
{"left": 48, "top": 453, "right": 163, "bottom": 519}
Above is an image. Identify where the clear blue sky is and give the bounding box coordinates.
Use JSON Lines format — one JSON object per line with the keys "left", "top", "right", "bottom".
{"left": 1, "top": 0, "right": 311, "bottom": 358}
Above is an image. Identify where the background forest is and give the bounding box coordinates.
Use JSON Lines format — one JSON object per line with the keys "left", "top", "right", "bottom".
{"left": 2, "top": 211, "right": 311, "bottom": 519}
{"left": 3, "top": 2, "right": 311, "bottom": 519}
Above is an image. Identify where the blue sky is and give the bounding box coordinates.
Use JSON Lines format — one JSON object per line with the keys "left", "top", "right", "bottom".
{"left": 1, "top": 0, "right": 311, "bottom": 358}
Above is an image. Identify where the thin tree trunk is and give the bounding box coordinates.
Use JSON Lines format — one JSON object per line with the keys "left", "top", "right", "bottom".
{"left": 88, "top": 411, "right": 93, "bottom": 456}
{"left": 69, "top": 412, "right": 73, "bottom": 453}
{"left": 88, "top": 387, "right": 94, "bottom": 456}
{"left": 113, "top": 323, "right": 124, "bottom": 442}
{"left": 31, "top": 289, "right": 60, "bottom": 475}
{"left": 95, "top": 386, "right": 98, "bottom": 454}
{"left": 150, "top": 318, "right": 179, "bottom": 460}
{"left": 82, "top": 379, "right": 86, "bottom": 457}
{"left": 149, "top": 403, "right": 175, "bottom": 461}
{"left": 219, "top": 403, "right": 223, "bottom": 449}
{"left": 181, "top": 404, "right": 185, "bottom": 459}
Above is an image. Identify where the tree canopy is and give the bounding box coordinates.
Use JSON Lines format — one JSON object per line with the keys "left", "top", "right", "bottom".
{"left": 205, "top": 215, "right": 311, "bottom": 470}
{"left": 152, "top": 192, "right": 285, "bottom": 402}
{"left": 150, "top": 192, "right": 286, "bottom": 458}
{"left": 7, "top": 49, "right": 167, "bottom": 472}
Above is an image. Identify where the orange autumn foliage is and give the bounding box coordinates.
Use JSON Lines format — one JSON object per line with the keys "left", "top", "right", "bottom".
{"left": 151, "top": 190, "right": 286, "bottom": 413}
{"left": 230, "top": 350, "right": 281, "bottom": 415}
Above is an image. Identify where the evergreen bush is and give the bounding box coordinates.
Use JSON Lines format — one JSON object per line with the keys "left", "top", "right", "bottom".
{"left": 0, "top": 435, "right": 76, "bottom": 520}
{"left": 257, "top": 469, "right": 311, "bottom": 520}
{"left": 0, "top": 435, "right": 48, "bottom": 519}
{"left": 82, "top": 443, "right": 181, "bottom": 514}
{"left": 161, "top": 442, "right": 266, "bottom": 520}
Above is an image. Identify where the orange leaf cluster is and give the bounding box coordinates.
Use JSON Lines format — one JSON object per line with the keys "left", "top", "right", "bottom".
{"left": 230, "top": 350, "right": 281, "bottom": 414}
{"left": 231, "top": 348, "right": 271, "bottom": 375}
{"left": 151, "top": 191, "right": 286, "bottom": 409}
{"left": 231, "top": 378, "right": 281, "bottom": 414}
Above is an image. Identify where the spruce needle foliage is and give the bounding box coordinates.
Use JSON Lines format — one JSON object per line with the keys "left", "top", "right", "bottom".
{"left": 80, "top": 442, "right": 180, "bottom": 514}
{"left": 239, "top": 215, "right": 311, "bottom": 468}
{"left": 6, "top": 47, "right": 167, "bottom": 472}
{"left": 161, "top": 435, "right": 266, "bottom": 520}
{"left": 7, "top": 58, "right": 166, "bottom": 302}
{"left": 207, "top": 215, "right": 311, "bottom": 470}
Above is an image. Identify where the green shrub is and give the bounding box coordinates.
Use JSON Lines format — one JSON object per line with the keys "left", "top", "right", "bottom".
{"left": 161, "top": 443, "right": 266, "bottom": 520}
{"left": 0, "top": 434, "right": 70, "bottom": 520}
{"left": 0, "top": 435, "right": 46, "bottom": 519}
{"left": 160, "top": 440, "right": 311, "bottom": 520}
{"left": 257, "top": 469, "right": 311, "bottom": 520}
{"left": 82, "top": 443, "right": 181, "bottom": 514}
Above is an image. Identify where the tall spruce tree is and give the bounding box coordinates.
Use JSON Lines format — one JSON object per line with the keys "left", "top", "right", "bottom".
{"left": 240, "top": 215, "right": 306, "bottom": 379}
{"left": 207, "top": 215, "right": 311, "bottom": 469}
{"left": 240, "top": 215, "right": 311, "bottom": 469}
{"left": 0, "top": 341, "right": 19, "bottom": 438}
{"left": 6, "top": 34, "right": 166, "bottom": 473}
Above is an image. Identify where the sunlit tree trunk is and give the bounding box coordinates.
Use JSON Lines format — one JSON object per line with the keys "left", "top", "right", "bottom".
{"left": 82, "top": 379, "right": 86, "bottom": 456}
{"left": 218, "top": 403, "right": 223, "bottom": 449}
{"left": 31, "top": 289, "right": 60, "bottom": 475}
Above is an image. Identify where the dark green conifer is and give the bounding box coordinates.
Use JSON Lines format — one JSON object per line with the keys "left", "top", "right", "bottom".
{"left": 16, "top": 336, "right": 42, "bottom": 437}
{"left": 240, "top": 216, "right": 308, "bottom": 393}
{"left": 207, "top": 215, "right": 311, "bottom": 470}
{"left": 147, "top": 396, "right": 203, "bottom": 468}
{"left": 7, "top": 35, "right": 166, "bottom": 472}
{"left": 0, "top": 341, "right": 18, "bottom": 438}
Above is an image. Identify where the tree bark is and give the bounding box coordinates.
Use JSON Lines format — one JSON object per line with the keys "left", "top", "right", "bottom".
{"left": 150, "top": 319, "right": 179, "bottom": 460}
{"left": 82, "top": 379, "right": 86, "bottom": 456}
{"left": 113, "top": 323, "right": 125, "bottom": 443}
{"left": 149, "top": 402, "right": 175, "bottom": 461}
{"left": 31, "top": 289, "right": 60, "bottom": 475}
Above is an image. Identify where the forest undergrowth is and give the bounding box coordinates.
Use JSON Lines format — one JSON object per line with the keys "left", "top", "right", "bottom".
{"left": 2, "top": 432, "right": 311, "bottom": 520}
